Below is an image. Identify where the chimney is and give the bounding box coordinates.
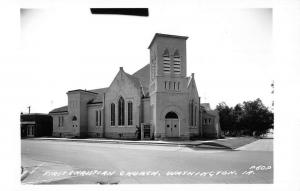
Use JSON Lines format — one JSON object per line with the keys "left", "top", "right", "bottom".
{"left": 120, "top": 67, "right": 124, "bottom": 71}
{"left": 191, "top": 73, "right": 194, "bottom": 78}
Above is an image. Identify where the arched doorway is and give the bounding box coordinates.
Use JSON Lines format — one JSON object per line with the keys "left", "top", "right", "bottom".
{"left": 165, "top": 111, "right": 179, "bottom": 138}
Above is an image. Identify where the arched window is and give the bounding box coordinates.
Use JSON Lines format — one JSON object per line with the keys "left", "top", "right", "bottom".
{"left": 118, "top": 97, "right": 125, "bottom": 126}
{"left": 165, "top": 111, "right": 178, "bottom": 119}
{"left": 127, "top": 101, "right": 133, "bottom": 125}
{"left": 173, "top": 50, "right": 181, "bottom": 75}
{"left": 163, "top": 49, "right": 171, "bottom": 74}
{"left": 99, "top": 110, "right": 102, "bottom": 126}
{"left": 111, "top": 103, "right": 115, "bottom": 126}
{"left": 194, "top": 106, "right": 197, "bottom": 126}
{"left": 96, "top": 110, "right": 99, "bottom": 126}
{"left": 189, "top": 100, "right": 194, "bottom": 126}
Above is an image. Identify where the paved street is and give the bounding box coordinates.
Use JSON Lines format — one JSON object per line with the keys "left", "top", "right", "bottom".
{"left": 21, "top": 139, "right": 273, "bottom": 184}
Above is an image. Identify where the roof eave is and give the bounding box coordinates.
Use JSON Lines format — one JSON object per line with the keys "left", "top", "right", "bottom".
{"left": 148, "top": 33, "right": 189, "bottom": 49}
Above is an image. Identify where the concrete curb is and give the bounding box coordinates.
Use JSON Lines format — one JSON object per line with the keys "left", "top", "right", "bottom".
{"left": 24, "top": 138, "right": 233, "bottom": 150}
{"left": 21, "top": 170, "right": 29, "bottom": 181}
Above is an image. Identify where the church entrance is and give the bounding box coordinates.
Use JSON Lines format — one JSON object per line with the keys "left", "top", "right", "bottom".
{"left": 165, "top": 111, "right": 179, "bottom": 138}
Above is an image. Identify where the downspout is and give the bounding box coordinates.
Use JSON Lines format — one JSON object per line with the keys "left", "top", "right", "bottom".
{"left": 199, "top": 97, "right": 202, "bottom": 137}
{"left": 103, "top": 92, "right": 106, "bottom": 137}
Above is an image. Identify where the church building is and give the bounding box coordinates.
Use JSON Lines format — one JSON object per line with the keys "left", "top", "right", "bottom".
{"left": 49, "top": 33, "right": 221, "bottom": 140}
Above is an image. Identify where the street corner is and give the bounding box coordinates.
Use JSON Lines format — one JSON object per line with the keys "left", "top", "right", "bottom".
{"left": 235, "top": 139, "right": 273, "bottom": 152}
{"left": 21, "top": 157, "right": 73, "bottom": 184}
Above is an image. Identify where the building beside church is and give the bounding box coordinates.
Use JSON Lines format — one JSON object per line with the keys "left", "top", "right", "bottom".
{"left": 20, "top": 113, "right": 53, "bottom": 138}
{"left": 49, "top": 33, "right": 221, "bottom": 140}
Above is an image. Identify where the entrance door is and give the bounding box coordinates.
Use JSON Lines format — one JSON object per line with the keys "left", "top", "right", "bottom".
{"left": 165, "top": 112, "right": 179, "bottom": 138}
{"left": 27, "top": 125, "right": 35, "bottom": 137}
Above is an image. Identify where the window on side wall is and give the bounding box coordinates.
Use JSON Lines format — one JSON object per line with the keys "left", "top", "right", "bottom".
{"left": 96, "top": 110, "right": 99, "bottom": 126}
{"left": 99, "top": 110, "right": 102, "bottom": 126}
{"left": 128, "top": 101, "right": 133, "bottom": 126}
{"left": 118, "top": 97, "right": 125, "bottom": 126}
{"left": 111, "top": 103, "right": 115, "bottom": 126}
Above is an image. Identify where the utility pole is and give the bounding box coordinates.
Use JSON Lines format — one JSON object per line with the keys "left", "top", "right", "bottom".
{"left": 271, "top": 80, "right": 274, "bottom": 111}
{"left": 28, "top": 106, "right": 31, "bottom": 114}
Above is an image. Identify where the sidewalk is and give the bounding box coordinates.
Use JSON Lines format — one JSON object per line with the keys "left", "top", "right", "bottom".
{"left": 21, "top": 157, "right": 73, "bottom": 184}
{"left": 23, "top": 136, "right": 258, "bottom": 150}
{"left": 236, "top": 139, "right": 273, "bottom": 151}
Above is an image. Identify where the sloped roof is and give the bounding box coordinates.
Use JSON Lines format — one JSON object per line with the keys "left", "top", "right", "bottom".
{"left": 88, "top": 87, "right": 108, "bottom": 94}
{"left": 50, "top": 64, "right": 151, "bottom": 113}
{"left": 49, "top": 106, "right": 68, "bottom": 114}
{"left": 132, "top": 64, "right": 150, "bottom": 96}
{"left": 206, "top": 110, "right": 219, "bottom": 117}
{"left": 124, "top": 72, "right": 142, "bottom": 89}
{"left": 87, "top": 87, "right": 108, "bottom": 104}
{"left": 201, "top": 103, "right": 211, "bottom": 111}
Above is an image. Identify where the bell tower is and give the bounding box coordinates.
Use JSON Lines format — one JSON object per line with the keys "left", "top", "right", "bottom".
{"left": 148, "top": 33, "right": 190, "bottom": 140}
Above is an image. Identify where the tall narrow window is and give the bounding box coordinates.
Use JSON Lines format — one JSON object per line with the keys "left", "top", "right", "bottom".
{"left": 173, "top": 82, "right": 176, "bottom": 90}
{"left": 58, "top": 117, "right": 60, "bottom": 127}
{"left": 165, "top": 81, "right": 167, "bottom": 89}
{"left": 173, "top": 50, "right": 181, "bottom": 75}
{"left": 111, "top": 103, "right": 115, "bottom": 126}
{"left": 96, "top": 110, "right": 99, "bottom": 126}
{"left": 118, "top": 97, "right": 125, "bottom": 126}
{"left": 163, "top": 49, "right": 171, "bottom": 74}
{"left": 61, "top": 116, "right": 64, "bottom": 127}
{"left": 194, "top": 106, "right": 197, "bottom": 127}
{"left": 128, "top": 101, "right": 133, "bottom": 126}
{"left": 177, "top": 82, "right": 180, "bottom": 90}
{"left": 99, "top": 110, "right": 102, "bottom": 126}
{"left": 189, "top": 100, "right": 194, "bottom": 126}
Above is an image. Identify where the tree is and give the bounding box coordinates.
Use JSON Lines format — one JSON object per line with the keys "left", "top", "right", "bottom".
{"left": 233, "top": 104, "right": 243, "bottom": 135}
{"left": 240, "top": 98, "right": 274, "bottom": 136}
{"left": 216, "top": 102, "right": 236, "bottom": 135}
{"left": 216, "top": 99, "right": 274, "bottom": 137}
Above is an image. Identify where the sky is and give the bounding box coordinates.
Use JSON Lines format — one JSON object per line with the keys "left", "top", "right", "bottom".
{"left": 18, "top": 3, "right": 273, "bottom": 113}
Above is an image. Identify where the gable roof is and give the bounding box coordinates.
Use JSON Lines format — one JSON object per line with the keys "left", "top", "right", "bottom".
{"left": 201, "top": 103, "right": 211, "bottom": 110}
{"left": 132, "top": 64, "right": 150, "bottom": 96}
{"left": 87, "top": 87, "right": 108, "bottom": 104}
{"left": 124, "top": 71, "right": 142, "bottom": 89}
{"left": 49, "top": 64, "right": 151, "bottom": 113}
{"left": 49, "top": 106, "right": 68, "bottom": 114}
